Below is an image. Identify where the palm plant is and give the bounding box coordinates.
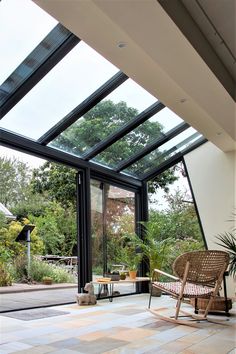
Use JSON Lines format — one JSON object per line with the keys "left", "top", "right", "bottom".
{"left": 215, "top": 210, "right": 236, "bottom": 278}
{"left": 215, "top": 232, "right": 236, "bottom": 278}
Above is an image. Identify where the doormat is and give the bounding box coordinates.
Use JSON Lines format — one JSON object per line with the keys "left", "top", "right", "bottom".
{"left": 2, "top": 308, "right": 70, "bottom": 321}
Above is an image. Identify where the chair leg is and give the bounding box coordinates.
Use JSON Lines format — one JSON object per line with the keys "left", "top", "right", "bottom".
{"left": 175, "top": 297, "right": 182, "bottom": 320}
{"left": 194, "top": 297, "right": 199, "bottom": 314}
{"left": 148, "top": 283, "right": 153, "bottom": 309}
{"left": 203, "top": 295, "right": 215, "bottom": 318}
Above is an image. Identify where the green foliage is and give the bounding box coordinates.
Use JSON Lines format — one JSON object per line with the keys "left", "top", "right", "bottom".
{"left": 149, "top": 189, "right": 203, "bottom": 243}
{"left": 0, "top": 218, "right": 44, "bottom": 262}
{"left": 0, "top": 157, "right": 31, "bottom": 208}
{"left": 216, "top": 232, "right": 236, "bottom": 278}
{"left": 32, "top": 101, "right": 177, "bottom": 200}
{"left": 30, "top": 201, "right": 77, "bottom": 256}
{"left": 215, "top": 211, "right": 236, "bottom": 278}
{"left": 11, "top": 256, "right": 75, "bottom": 283}
{"left": 11, "top": 194, "right": 49, "bottom": 220}
{"left": 0, "top": 262, "right": 13, "bottom": 286}
{"left": 138, "top": 223, "right": 174, "bottom": 277}
{"left": 31, "top": 162, "right": 77, "bottom": 207}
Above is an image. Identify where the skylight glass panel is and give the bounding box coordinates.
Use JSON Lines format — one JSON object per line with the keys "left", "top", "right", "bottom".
{"left": 0, "top": 0, "right": 57, "bottom": 84}
{"left": 122, "top": 128, "right": 202, "bottom": 178}
{"left": 0, "top": 42, "right": 118, "bottom": 140}
{"left": 92, "top": 108, "right": 183, "bottom": 169}
{"left": 49, "top": 79, "right": 156, "bottom": 157}
{"left": 0, "top": 24, "right": 75, "bottom": 111}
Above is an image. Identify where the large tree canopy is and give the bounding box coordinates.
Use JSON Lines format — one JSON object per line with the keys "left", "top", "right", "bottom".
{"left": 32, "top": 100, "right": 177, "bottom": 204}
{"left": 0, "top": 157, "right": 31, "bottom": 208}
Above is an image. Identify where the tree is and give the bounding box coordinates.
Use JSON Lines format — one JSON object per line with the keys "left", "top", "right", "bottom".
{"left": 31, "top": 162, "right": 77, "bottom": 207}
{"left": 31, "top": 100, "right": 177, "bottom": 204}
{"left": 0, "top": 157, "right": 31, "bottom": 208}
{"left": 149, "top": 188, "right": 203, "bottom": 242}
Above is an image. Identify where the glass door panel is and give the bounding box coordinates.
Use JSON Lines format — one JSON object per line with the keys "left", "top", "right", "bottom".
{"left": 90, "top": 179, "right": 137, "bottom": 297}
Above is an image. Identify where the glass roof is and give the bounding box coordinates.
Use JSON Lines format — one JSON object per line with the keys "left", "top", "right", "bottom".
{"left": 0, "top": 1, "right": 206, "bottom": 183}
{"left": 0, "top": 42, "right": 118, "bottom": 139}
{"left": 49, "top": 79, "right": 157, "bottom": 157}
{"left": 122, "top": 128, "right": 201, "bottom": 178}
{"left": 92, "top": 108, "right": 183, "bottom": 169}
{"left": 0, "top": 0, "right": 57, "bottom": 84}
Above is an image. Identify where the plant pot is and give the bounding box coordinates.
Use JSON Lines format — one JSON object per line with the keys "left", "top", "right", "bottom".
{"left": 149, "top": 283, "right": 162, "bottom": 297}
{"left": 42, "top": 279, "right": 53, "bottom": 285}
{"left": 129, "top": 270, "right": 137, "bottom": 279}
{"left": 120, "top": 273, "right": 126, "bottom": 280}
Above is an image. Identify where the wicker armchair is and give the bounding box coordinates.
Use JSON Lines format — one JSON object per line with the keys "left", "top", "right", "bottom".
{"left": 148, "top": 250, "right": 229, "bottom": 325}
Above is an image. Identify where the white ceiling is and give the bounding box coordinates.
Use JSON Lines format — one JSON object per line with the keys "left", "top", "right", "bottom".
{"left": 34, "top": 0, "right": 236, "bottom": 152}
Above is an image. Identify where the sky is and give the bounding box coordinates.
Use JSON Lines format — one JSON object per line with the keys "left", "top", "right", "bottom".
{"left": 0, "top": 0, "right": 192, "bottom": 209}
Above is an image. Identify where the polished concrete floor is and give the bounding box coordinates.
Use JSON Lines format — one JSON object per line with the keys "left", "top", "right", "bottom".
{"left": 0, "top": 294, "right": 235, "bottom": 354}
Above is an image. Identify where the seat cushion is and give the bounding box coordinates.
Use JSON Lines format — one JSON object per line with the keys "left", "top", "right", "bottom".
{"left": 153, "top": 281, "right": 213, "bottom": 298}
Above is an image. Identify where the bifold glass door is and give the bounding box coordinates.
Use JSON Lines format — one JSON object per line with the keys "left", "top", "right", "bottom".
{"left": 90, "top": 179, "right": 137, "bottom": 296}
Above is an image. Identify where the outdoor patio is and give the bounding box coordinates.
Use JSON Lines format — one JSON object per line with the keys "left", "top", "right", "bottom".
{"left": 0, "top": 294, "right": 235, "bottom": 354}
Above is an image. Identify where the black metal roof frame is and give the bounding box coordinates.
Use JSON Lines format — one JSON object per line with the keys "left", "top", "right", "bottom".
{"left": 0, "top": 24, "right": 80, "bottom": 119}
{"left": 0, "top": 23, "right": 207, "bottom": 187}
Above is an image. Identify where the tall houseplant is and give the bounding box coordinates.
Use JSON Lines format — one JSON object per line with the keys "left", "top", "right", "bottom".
{"left": 139, "top": 221, "right": 173, "bottom": 280}
{"left": 122, "top": 222, "right": 173, "bottom": 281}
{"left": 215, "top": 211, "right": 236, "bottom": 278}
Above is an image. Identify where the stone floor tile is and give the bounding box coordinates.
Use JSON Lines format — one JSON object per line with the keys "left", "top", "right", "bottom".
{"left": 0, "top": 341, "right": 32, "bottom": 354}
{"left": 188, "top": 336, "right": 235, "bottom": 354}
{"left": 11, "top": 345, "right": 55, "bottom": 353}
{"left": 109, "top": 328, "right": 156, "bottom": 342}
{"left": 71, "top": 337, "right": 129, "bottom": 353}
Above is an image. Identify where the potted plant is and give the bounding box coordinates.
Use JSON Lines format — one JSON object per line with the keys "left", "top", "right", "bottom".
{"left": 120, "top": 272, "right": 126, "bottom": 280}
{"left": 42, "top": 276, "right": 53, "bottom": 285}
{"left": 122, "top": 223, "right": 173, "bottom": 295}
{"left": 215, "top": 233, "right": 236, "bottom": 278}
{"left": 125, "top": 253, "right": 142, "bottom": 279}
{"left": 119, "top": 235, "right": 142, "bottom": 279}
{"left": 215, "top": 211, "right": 236, "bottom": 278}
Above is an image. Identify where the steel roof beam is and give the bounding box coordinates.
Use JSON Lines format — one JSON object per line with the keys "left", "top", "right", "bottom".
{"left": 0, "top": 129, "right": 142, "bottom": 188}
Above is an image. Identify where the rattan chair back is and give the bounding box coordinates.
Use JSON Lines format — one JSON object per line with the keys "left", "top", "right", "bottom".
{"left": 172, "top": 250, "right": 229, "bottom": 286}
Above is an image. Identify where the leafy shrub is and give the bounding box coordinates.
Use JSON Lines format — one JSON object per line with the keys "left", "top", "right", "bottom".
{"left": 29, "top": 259, "right": 75, "bottom": 283}
{"left": 8, "top": 256, "right": 75, "bottom": 284}
{"left": 0, "top": 262, "right": 13, "bottom": 286}
{"left": 0, "top": 218, "right": 44, "bottom": 263}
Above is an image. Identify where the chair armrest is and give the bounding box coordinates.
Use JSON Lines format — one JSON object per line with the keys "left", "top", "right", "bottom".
{"left": 152, "top": 268, "right": 179, "bottom": 281}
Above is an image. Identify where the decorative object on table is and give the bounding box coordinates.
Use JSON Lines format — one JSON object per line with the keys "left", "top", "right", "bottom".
{"left": 126, "top": 253, "right": 142, "bottom": 279}
{"left": 42, "top": 276, "right": 53, "bottom": 285}
{"left": 76, "top": 282, "right": 97, "bottom": 306}
{"left": 96, "top": 277, "right": 111, "bottom": 282}
{"left": 120, "top": 272, "right": 126, "bottom": 280}
{"left": 119, "top": 234, "right": 143, "bottom": 280}
{"left": 105, "top": 271, "right": 120, "bottom": 281}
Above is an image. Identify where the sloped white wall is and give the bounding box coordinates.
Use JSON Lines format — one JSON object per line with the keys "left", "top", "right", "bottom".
{"left": 184, "top": 142, "right": 236, "bottom": 298}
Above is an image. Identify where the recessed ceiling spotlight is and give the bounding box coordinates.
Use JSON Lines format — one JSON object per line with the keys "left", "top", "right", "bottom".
{"left": 117, "top": 42, "right": 127, "bottom": 49}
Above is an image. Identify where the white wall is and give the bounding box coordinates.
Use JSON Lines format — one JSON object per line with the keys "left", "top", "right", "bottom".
{"left": 184, "top": 142, "right": 236, "bottom": 298}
